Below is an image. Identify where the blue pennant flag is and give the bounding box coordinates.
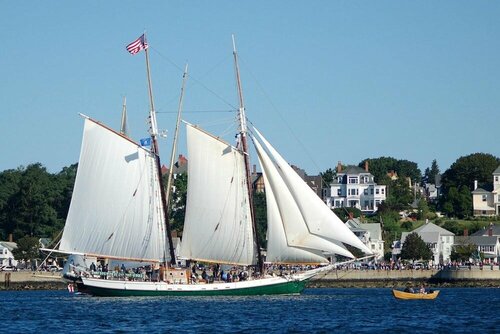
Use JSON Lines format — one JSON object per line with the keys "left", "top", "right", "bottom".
{"left": 140, "top": 137, "right": 152, "bottom": 147}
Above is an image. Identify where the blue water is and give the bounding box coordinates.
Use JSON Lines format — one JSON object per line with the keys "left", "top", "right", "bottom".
{"left": 1, "top": 288, "right": 499, "bottom": 333}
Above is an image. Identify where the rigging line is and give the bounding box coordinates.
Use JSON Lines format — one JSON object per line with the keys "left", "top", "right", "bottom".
{"left": 161, "top": 110, "right": 236, "bottom": 114}
{"left": 149, "top": 46, "right": 238, "bottom": 111}
{"left": 238, "top": 56, "right": 326, "bottom": 179}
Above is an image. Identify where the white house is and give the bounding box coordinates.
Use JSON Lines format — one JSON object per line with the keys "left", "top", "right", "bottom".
{"left": 0, "top": 242, "right": 18, "bottom": 268}
{"left": 472, "top": 165, "right": 500, "bottom": 216}
{"left": 469, "top": 224, "right": 500, "bottom": 263}
{"left": 325, "top": 162, "right": 386, "bottom": 213}
{"left": 392, "top": 222, "right": 454, "bottom": 264}
{"left": 345, "top": 216, "right": 384, "bottom": 261}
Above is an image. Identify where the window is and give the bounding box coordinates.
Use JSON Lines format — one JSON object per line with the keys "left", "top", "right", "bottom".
{"left": 371, "top": 244, "right": 375, "bottom": 250}
{"left": 349, "top": 177, "right": 358, "bottom": 184}
{"left": 482, "top": 195, "right": 487, "bottom": 202}
{"left": 376, "top": 189, "right": 380, "bottom": 195}
{"left": 496, "top": 176, "right": 499, "bottom": 182}
{"left": 370, "top": 188, "right": 374, "bottom": 195}
{"left": 364, "top": 189, "right": 368, "bottom": 195}
{"left": 364, "top": 200, "right": 369, "bottom": 208}
{"left": 381, "top": 188, "right": 385, "bottom": 194}
{"left": 337, "top": 189, "right": 341, "bottom": 196}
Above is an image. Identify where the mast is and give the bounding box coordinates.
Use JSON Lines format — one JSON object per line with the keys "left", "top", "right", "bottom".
{"left": 232, "top": 35, "right": 264, "bottom": 274}
{"left": 143, "top": 36, "right": 177, "bottom": 266}
{"left": 164, "top": 64, "right": 188, "bottom": 253}
{"left": 120, "top": 96, "right": 128, "bottom": 136}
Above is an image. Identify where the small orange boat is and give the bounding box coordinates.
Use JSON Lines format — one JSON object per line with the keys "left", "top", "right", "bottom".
{"left": 392, "top": 289, "right": 440, "bottom": 300}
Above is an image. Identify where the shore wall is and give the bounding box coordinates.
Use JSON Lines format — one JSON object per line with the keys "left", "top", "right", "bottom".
{"left": 1, "top": 271, "right": 66, "bottom": 291}
{"left": 309, "top": 267, "right": 500, "bottom": 288}
{"left": 2, "top": 268, "right": 500, "bottom": 290}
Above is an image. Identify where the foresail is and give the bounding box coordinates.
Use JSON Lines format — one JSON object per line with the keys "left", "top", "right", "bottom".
{"left": 59, "top": 118, "right": 168, "bottom": 262}
{"left": 253, "top": 135, "right": 354, "bottom": 260}
{"left": 179, "top": 124, "right": 256, "bottom": 265}
{"left": 253, "top": 128, "right": 372, "bottom": 255}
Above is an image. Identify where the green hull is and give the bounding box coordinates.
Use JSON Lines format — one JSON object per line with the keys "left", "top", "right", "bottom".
{"left": 78, "top": 279, "right": 308, "bottom": 297}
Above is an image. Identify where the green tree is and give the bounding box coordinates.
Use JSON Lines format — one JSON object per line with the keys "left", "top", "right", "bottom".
{"left": 169, "top": 173, "right": 188, "bottom": 233}
{"left": 440, "top": 185, "right": 472, "bottom": 218}
{"left": 441, "top": 153, "right": 499, "bottom": 193}
{"left": 320, "top": 168, "right": 335, "bottom": 186}
{"left": 0, "top": 168, "right": 22, "bottom": 240}
{"left": 12, "top": 236, "right": 40, "bottom": 263}
{"left": 383, "top": 177, "right": 413, "bottom": 211}
{"left": 424, "top": 159, "right": 440, "bottom": 184}
{"left": 450, "top": 242, "right": 477, "bottom": 262}
{"left": 359, "top": 157, "right": 421, "bottom": 184}
{"left": 253, "top": 192, "right": 267, "bottom": 248}
{"left": 417, "top": 198, "right": 430, "bottom": 220}
{"left": 8, "top": 164, "right": 59, "bottom": 239}
{"left": 400, "top": 233, "right": 432, "bottom": 261}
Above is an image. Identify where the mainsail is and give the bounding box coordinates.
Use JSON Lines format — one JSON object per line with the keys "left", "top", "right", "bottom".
{"left": 59, "top": 117, "right": 168, "bottom": 262}
{"left": 252, "top": 127, "right": 373, "bottom": 256}
{"left": 179, "top": 123, "right": 256, "bottom": 265}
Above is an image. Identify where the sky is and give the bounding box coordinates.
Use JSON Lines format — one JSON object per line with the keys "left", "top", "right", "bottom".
{"left": 1, "top": 1, "right": 499, "bottom": 176}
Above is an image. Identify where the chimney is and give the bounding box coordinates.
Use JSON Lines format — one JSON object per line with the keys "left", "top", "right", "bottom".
{"left": 364, "top": 161, "right": 369, "bottom": 172}
{"left": 463, "top": 228, "right": 468, "bottom": 237}
{"left": 348, "top": 212, "right": 354, "bottom": 220}
{"left": 474, "top": 180, "right": 478, "bottom": 190}
{"left": 253, "top": 164, "right": 256, "bottom": 174}
{"left": 8, "top": 233, "right": 13, "bottom": 242}
{"left": 337, "top": 161, "right": 342, "bottom": 173}
{"left": 488, "top": 223, "right": 493, "bottom": 237}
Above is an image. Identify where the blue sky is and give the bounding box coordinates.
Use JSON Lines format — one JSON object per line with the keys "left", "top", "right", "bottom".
{"left": 1, "top": 1, "right": 499, "bottom": 175}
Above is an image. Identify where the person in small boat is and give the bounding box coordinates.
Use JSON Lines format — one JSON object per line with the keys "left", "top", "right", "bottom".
{"left": 403, "top": 283, "right": 415, "bottom": 293}
{"left": 419, "top": 284, "right": 426, "bottom": 294}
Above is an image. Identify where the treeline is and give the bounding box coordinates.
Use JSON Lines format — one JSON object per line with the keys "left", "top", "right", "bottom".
{"left": 0, "top": 163, "right": 77, "bottom": 242}
{"left": 0, "top": 153, "right": 498, "bottom": 243}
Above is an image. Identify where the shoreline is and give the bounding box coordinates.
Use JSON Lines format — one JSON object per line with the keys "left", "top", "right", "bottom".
{"left": 2, "top": 269, "right": 500, "bottom": 291}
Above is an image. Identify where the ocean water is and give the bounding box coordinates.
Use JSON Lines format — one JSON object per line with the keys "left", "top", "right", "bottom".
{"left": 1, "top": 288, "right": 499, "bottom": 333}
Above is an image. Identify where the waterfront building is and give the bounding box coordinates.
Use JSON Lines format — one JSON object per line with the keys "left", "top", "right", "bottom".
{"left": 472, "top": 165, "right": 500, "bottom": 216}
{"left": 467, "top": 224, "right": 500, "bottom": 263}
{"left": 345, "top": 216, "right": 384, "bottom": 261}
{"left": 0, "top": 241, "right": 18, "bottom": 268}
{"left": 325, "top": 161, "right": 386, "bottom": 213}
{"left": 392, "top": 222, "right": 454, "bottom": 264}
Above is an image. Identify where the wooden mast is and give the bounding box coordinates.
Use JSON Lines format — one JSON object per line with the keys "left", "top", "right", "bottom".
{"left": 119, "top": 96, "right": 128, "bottom": 136}
{"left": 164, "top": 64, "right": 188, "bottom": 254}
{"left": 232, "top": 35, "right": 264, "bottom": 274}
{"left": 143, "top": 35, "right": 177, "bottom": 266}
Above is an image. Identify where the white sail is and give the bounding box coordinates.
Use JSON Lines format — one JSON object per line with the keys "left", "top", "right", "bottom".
{"left": 253, "top": 136, "right": 354, "bottom": 260}
{"left": 59, "top": 118, "right": 168, "bottom": 262}
{"left": 253, "top": 128, "right": 372, "bottom": 255}
{"left": 179, "top": 124, "right": 256, "bottom": 265}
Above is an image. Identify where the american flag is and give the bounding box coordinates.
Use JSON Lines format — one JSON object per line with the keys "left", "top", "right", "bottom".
{"left": 126, "top": 34, "right": 148, "bottom": 55}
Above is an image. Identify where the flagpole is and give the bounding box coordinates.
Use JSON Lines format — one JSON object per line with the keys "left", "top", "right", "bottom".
{"left": 142, "top": 35, "right": 177, "bottom": 267}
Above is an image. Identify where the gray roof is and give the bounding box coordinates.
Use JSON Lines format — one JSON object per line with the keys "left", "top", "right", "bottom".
{"left": 340, "top": 166, "right": 369, "bottom": 175}
{"left": 413, "top": 222, "right": 455, "bottom": 236}
{"left": 359, "top": 223, "right": 382, "bottom": 240}
{"left": 471, "top": 224, "right": 500, "bottom": 237}
{"left": 0, "top": 242, "right": 17, "bottom": 251}
{"left": 455, "top": 235, "right": 498, "bottom": 246}
{"left": 493, "top": 165, "right": 500, "bottom": 174}
{"left": 472, "top": 188, "right": 489, "bottom": 194}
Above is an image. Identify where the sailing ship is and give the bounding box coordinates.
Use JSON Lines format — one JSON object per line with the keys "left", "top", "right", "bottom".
{"left": 55, "top": 35, "right": 372, "bottom": 296}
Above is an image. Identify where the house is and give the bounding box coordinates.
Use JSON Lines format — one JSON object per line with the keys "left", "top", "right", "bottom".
{"left": 392, "top": 222, "right": 455, "bottom": 264}
{"left": 0, "top": 241, "right": 18, "bottom": 268}
{"left": 345, "top": 215, "right": 384, "bottom": 261}
{"left": 291, "top": 165, "right": 323, "bottom": 198}
{"left": 161, "top": 154, "right": 188, "bottom": 176}
{"left": 472, "top": 165, "right": 500, "bottom": 216}
{"left": 251, "top": 164, "right": 324, "bottom": 197}
{"left": 466, "top": 224, "right": 500, "bottom": 263}
{"left": 325, "top": 161, "right": 386, "bottom": 213}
